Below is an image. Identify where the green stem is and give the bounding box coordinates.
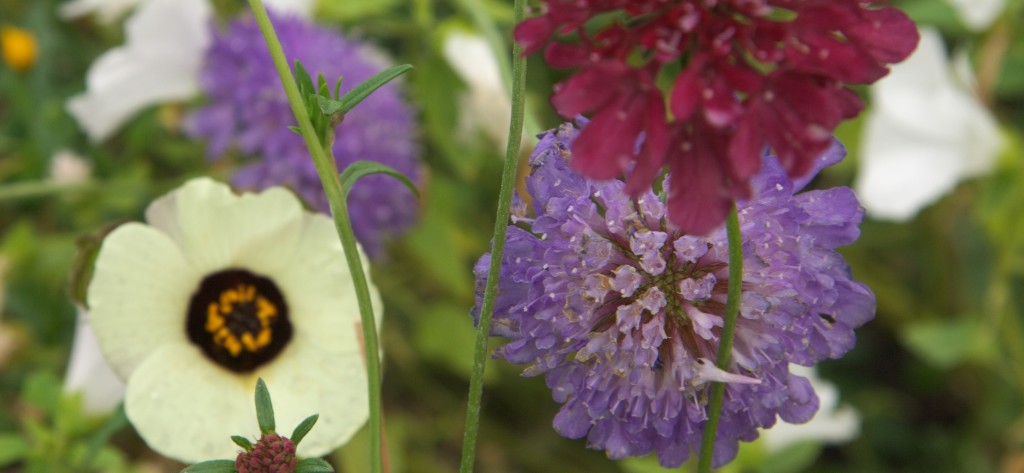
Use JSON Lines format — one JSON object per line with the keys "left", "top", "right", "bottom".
{"left": 458, "top": 0, "right": 527, "bottom": 471}
{"left": 0, "top": 180, "right": 92, "bottom": 201}
{"left": 245, "top": 2, "right": 384, "bottom": 473}
{"left": 697, "top": 203, "right": 743, "bottom": 473}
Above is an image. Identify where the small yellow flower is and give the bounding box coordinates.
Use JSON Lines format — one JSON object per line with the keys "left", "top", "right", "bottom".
{"left": 1, "top": 25, "right": 38, "bottom": 72}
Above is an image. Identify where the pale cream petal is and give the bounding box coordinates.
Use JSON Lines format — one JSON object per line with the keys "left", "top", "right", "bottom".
{"left": 274, "top": 213, "right": 382, "bottom": 355}
{"left": 63, "top": 308, "right": 126, "bottom": 414}
{"left": 259, "top": 338, "right": 369, "bottom": 457}
{"left": 124, "top": 342, "right": 257, "bottom": 463}
{"left": 144, "top": 178, "right": 305, "bottom": 277}
{"left": 87, "top": 222, "right": 198, "bottom": 378}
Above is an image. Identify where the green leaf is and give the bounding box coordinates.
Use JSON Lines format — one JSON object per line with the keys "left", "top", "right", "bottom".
{"left": 902, "top": 318, "right": 998, "bottom": 369}
{"left": 0, "top": 435, "right": 29, "bottom": 467}
{"left": 80, "top": 404, "right": 128, "bottom": 470}
{"left": 339, "top": 161, "right": 419, "bottom": 202}
{"left": 290, "top": 414, "right": 319, "bottom": 446}
{"left": 254, "top": 378, "right": 275, "bottom": 434}
{"left": 231, "top": 435, "right": 254, "bottom": 451}
{"left": 294, "top": 61, "right": 314, "bottom": 97}
{"left": 180, "top": 459, "right": 236, "bottom": 473}
{"left": 338, "top": 64, "right": 413, "bottom": 114}
{"left": 294, "top": 457, "right": 335, "bottom": 473}
{"left": 288, "top": 126, "right": 301, "bottom": 135}
{"left": 316, "top": 96, "right": 345, "bottom": 118}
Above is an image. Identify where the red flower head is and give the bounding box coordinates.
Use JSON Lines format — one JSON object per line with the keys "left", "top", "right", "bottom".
{"left": 516, "top": 0, "right": 919, "bottom": 234}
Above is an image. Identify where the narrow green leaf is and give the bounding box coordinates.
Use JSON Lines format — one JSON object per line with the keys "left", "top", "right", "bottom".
{"left": 316, "top": 96, "right": 345, "bottom": 117}
{"left": 317, "top": 72, "right": 330, "bottom": 98}
{"left": 80, "top": 403, "right": 128, "bottom": 470}
{"left": 290, "top": 414, "right": 319, "bottom": 446}
{"left": 288, "top": 126, "right": 301, "bottom": 135}
{"left": 338, "top": 64, "right": 413, "bottom": 113}
{"left": 232, "top": 435, "right": 254, "bottom": 451}
{"left": 333, "top": 76, "right": 343, "bottom": 99}
{"left": 339, "top": 161, "right": 419, "bottom": 201}
{"left": 294, "top": 61, "right": 314, "bottom": 96}
{"left": 254, "top": 378, "right": 275, "bottom": 434}
{"left": 180, "top": 459, "right": 237, "bottom": 473}
{"left": 294, "top": 457, "right": 336, "bottom": 473}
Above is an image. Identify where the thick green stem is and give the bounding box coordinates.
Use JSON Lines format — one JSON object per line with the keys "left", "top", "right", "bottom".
{"left": 697, "top": 203, "right": 743, "bottom": 472}
{"left": 458, "top": 0, "right": 527, "bottom": 471}
{"left": 245, "top": 2, "right": 384, "bottom": 472}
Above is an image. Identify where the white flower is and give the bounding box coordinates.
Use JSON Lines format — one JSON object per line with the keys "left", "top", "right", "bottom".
{"left": 761, "top": 365, "right": 860, "bottom": 452}
{"left": 49, "top": 149, "right": 93, "bottom": 184}
{"left": 855, "top": 27, "right": 1002, "bottom": 221}
{"left": 442, "top": 30, "right": 524, "bottom": 151}
{"left": 65, "top": 0, "right": 312, "bottom": 143}
{"left": 66, "top": 0, "right": 211, "bottom": 143}
{"left": 64, "top": 307, "right": 126, "bottom": 414}
{"left": 946, "top": 0, "right": 1005, "bottom": 31}
{"left": 60, "top": 0, "right": 141, "bottom": 24}
{"left": 87, "top": 178, "right": 379, "bottom": 462}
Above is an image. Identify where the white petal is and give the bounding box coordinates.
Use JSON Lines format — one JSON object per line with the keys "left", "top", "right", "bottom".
{"left": 63, "top": 307, "right": 126, "bottom": 414}
{"left": 946, "top": 0, "right": 1005, "bottom": 30}
{"left": 260, "top": 338, "right": 370, "bottom": 457}
{"left": 274, "top": 213, "right": 382, "bottom": 354}
{"left": 442, "top": 31, "right": 517, "bottom": 148}
{"left": 66, "top": 0, "right": 211, "bottom": 142}
{"left": 855, "top": 28, "right": 1001, "bottom": 221}
{"left": 60, "top": 0, "right": 140, "bottom": 23}
{"left": 124, "top": 342, "right": 256, "bottom": 463}
{"left": 762, "top": 366, "right": 860, "bottom": 452}
{"left": 144, "top": 178, "right": 305, "bottom": 276}
{"left": 264, "top": 0, "right": 314, "bottom": 18}
{"left": 87, "top": 222, "right": 198, "bottom": 378}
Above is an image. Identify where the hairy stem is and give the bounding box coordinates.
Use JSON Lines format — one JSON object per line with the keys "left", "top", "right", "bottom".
{"left": 697, "top": 203, "right": 743, "bottom": 472}
{"left": 458, "top": 0, "right": 527, "bottom": 470}
{"left": 246, "top": 2, "right": 385, "bottom": 472}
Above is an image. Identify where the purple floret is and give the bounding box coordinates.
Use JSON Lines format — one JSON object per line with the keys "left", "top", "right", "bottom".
{"left": 188, "top": 12, "right": 420, "bottom": 258}
{"left": 472, "top": 122, "right": 874, "bottom": 468}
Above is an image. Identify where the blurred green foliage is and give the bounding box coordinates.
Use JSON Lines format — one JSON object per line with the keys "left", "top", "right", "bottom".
{"left": 1, "top": 0, "right": 1024, "bottom": 472}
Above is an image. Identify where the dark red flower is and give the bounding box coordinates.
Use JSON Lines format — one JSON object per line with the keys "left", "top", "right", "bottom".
{"left": 516, "top": 0, "right": 919, "bottom": 234}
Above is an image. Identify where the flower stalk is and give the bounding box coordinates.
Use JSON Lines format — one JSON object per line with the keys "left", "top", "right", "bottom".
{"left": 458, "top": 0, "right": 527, "bottom": 470}
{"left": 245, "top": 1, "right": 385, "bottom": 472}
{"left": 697, "top": 203, "right": 744, "bottom": 472}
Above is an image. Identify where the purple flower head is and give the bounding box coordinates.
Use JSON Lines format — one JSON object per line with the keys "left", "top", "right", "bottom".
{"left": 188, "top": 12, "right": 420, "bottom": 258}
{"left": 472, "top": 122, "right": 874, "bottom": 468}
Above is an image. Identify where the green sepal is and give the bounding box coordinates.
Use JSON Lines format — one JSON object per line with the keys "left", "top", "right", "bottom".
{"left": 180, "top": 459, "right": 237, "bottom": 473}
{"left": 231, "top": 435, "right": 254, "bottom": 451}
{"left": 290, "top": 414, "right": 319, "bottom": 446}
{"left": 339, "top": 161, "right": 420, "bottom": 201}
{"left": 254, "top": 378, "right": 275, "bottom": 434}
{"left": 294, "top": 457, "right": 336, "bottom": 473}
{"left": 288, "top": 126, "right": 301, "bottom": 134}
{"left": 338, "top": 64, "right": 413, "bottom": 114}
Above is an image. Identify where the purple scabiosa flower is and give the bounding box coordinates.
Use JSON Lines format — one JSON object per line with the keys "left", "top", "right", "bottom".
{"left": 472, "top": 122, "right": 874, "bottom": 468}
{"left": 188, "top": 13, "right": 419, "bottom": 258}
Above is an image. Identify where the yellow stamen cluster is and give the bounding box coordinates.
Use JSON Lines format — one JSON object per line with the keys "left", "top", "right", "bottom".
{"left": 205, "top": 284, "right": 278, "bottom": 357}
{"left": 1, "top": 26, "right": 38, "bottom": 72}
